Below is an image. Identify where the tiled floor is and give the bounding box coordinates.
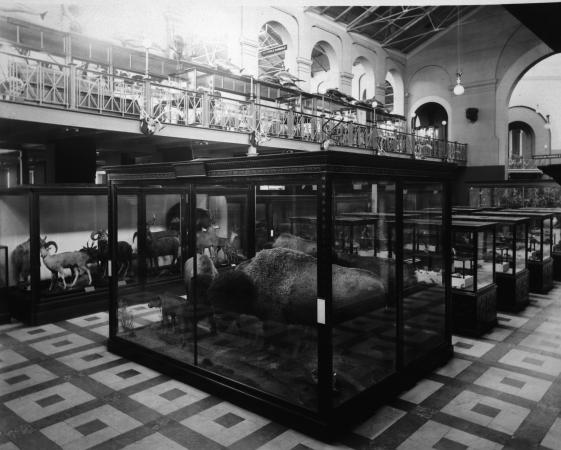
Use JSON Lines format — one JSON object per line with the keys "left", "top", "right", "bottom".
{"left": 2, "top": 283, "right": 561, "bottom": 449}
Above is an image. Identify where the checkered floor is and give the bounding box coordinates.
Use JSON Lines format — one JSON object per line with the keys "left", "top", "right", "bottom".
{"left": 2, "top": 284, "right": 561, "bottom": 449}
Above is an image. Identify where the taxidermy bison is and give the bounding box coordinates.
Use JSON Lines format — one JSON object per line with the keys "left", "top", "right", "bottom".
{"left": 207, "top": 247, "right": 385, "bottom": 326}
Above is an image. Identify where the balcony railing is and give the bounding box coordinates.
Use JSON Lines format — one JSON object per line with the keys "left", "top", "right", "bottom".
{"left": 0, "top": 51, "right": 467, "bottom": 163}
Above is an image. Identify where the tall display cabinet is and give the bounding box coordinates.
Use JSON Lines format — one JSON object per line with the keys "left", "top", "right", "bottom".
{"left": 104, "top": 151, "right": 456, "bottom": 439}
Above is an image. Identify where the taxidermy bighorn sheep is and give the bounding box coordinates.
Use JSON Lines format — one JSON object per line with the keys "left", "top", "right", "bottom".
{"left": 90, "top": 230, "right": 133, "bottom": 278}
{"left": 12, "top": 237, "right": 50, "bottom": 285}
{"left": 40, "top": 239, "right": 92, "bottom": 290}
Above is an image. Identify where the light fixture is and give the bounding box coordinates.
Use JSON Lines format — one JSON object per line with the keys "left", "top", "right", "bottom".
{"left": 321, "top": 139, "right": 331, "bottom": 151}
{"left": 453, "top": 73, "right": 464, "bottom": 96}
{"left": 371, "top": 99, "right": 378, "bottom": 108}
{"left": 453, "top": 7, "right": 464, "bottom": 96}
{"left": 441, "top": 120, "right": 447, "bottom": 126}
{"left": 544, "top": 114, "right": 551, "bottom": 130}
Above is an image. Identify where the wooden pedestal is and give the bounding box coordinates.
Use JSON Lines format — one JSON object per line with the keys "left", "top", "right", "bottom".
{"left": 452, "top": 283, "right": 498, "bottom": 337}
{"left": 495, "top": 269, "right": 529, "bottom": 312}
{"left": 528, "top": 257, "right": 554, "bottom": 294}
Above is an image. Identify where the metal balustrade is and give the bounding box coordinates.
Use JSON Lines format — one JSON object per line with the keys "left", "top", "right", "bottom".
{"left": 0, "top": 51, "right": 468, "bottom": 163}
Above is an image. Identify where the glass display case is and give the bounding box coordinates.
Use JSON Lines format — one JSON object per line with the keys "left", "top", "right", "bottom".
{"left": 519, "top": 208, "right": 561, "bottom": 281}
{"left": 0, "top": 185, "right": 111, "bottom": 325}
{"left": 450, "top": 220, "right": 498, "bottom": 336}
{"left": 453, "top": 214, "right": 529, "bottom": 312}
{"left": 105, "top": 151, "right": 454, "bottom": 439}
{"left": 482, "top": 210, "right": 553, "bottom": 294}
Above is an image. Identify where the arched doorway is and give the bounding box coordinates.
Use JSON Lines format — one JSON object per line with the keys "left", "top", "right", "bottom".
{"left": 258, "top": 22, "right": 291, "bottom": 78}
{"left": 310, "top": 41, "right": 337, "bottom": 94}
{"left": 412, "top": 102, "right": 448, "bottom": 141}
{"left": 508, "top": 121, "right": 535, "bottom": 168}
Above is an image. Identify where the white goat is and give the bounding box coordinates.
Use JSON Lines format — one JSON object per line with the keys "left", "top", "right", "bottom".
{"left": 40, "top": 241, "right": 92, "bottom": 290}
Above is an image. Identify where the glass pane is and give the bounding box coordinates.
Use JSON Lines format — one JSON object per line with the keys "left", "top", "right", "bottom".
{"left": 38, "top": 195, "right": 107, "bottom": 293}
{"left": 496, "top": 224, "right": 514, "bottom": 275}
{"left": 1, "top": 195, "right": 29, "bottom": 288}
{"left": 118, "top": 195, "right": 138, "bottom": 285}
{"left": 332, "top": 180, "right": 396, "bottom": 406}
{"left": 554, "top": 215, "right": 561, "bottom": 252}
{"left": 250, "top": 183, "right": 318, "bottom": 410}
{"left": 515, "top": 223, "right": 526, "bottom": 273}
{"left": 403, "top": 183, "right": 446, "bottom": 365}
{"left": 145, "top": 194, "right": 182, "bottom": 282}
{"left": 543, "top": 218, "right": 551, "bottom": 259}
{"left": 116, "top": 192, "right": 192, "bottom": 362}
{"left": 477, "top": 230, "right": 494, "bottom": 289}
{"left": 528, "top": 219, "right": 542, "bottom": 262}
{"left": 452, "top": 231, "right": 474, "bottom": 292}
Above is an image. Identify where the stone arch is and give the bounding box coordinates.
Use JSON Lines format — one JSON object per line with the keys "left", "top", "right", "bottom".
{"left": 310, "top": 40, "right": 339, "bottom": 94}
{"left": 409, "top": 96, "right": 452, "bottom": 139}
{"left": 257, "top": 20, "right": 295, "bottom": 77}
{"left": 386, "top": 68, "right": 404, "bottom": 115}
{"left": 495, "top": 42, "right": 552, "bottom": 165}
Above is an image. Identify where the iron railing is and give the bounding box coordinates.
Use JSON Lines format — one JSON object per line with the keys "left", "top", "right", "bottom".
{"left": 0, "top": 51, "right": 468, "bottom": 163}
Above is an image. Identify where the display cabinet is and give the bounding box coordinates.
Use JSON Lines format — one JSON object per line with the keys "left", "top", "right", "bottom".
{"left": 450, "top": 220, "right": 497, "bottom": 336}
{"left": 482, "top": 210, "right": 553, "bottom": 294}
{"left": 0, "top": 185, "right": 111, "bottom": 325}
{"left": 453, "top": 214, "right": 529, "bottom": 311}
{"left": 104, "top": 151, "right": 455, "bottom": 439}
{"left": 518, "top": 208, "right": 561, "bottom": 281}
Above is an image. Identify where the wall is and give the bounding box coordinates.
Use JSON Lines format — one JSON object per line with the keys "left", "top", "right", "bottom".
{"left": 510, "top": 53, "right": 561, "bottom": 152}
{"left": 406, "top": 6, "right": 549, "bottom": 168}
{"left": 508, "top": 106, "right": 549, "bottom": 157}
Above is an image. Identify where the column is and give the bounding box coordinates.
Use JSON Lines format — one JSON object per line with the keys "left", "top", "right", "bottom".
{"left": 296, "top": 57, "right": 312, "bottom": 92}
{"left": 239, "top": 37, "right": 259, "bottom": 78}
{"left": 339, "top": 72, "right": 354, "bottom": 96}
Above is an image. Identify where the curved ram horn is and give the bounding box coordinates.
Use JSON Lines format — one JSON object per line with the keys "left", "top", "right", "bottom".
{"left": 91, "top": 230, "right": 100, "bottom": 240}
{"left": 132, "top": 231, "right": 138, "bottom": 242}
{"left": 46, "top": 241, "right": 58, "bottom": 253}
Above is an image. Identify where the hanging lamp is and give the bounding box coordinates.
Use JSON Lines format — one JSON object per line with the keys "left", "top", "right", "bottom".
{"left": 453, "top": 7, "right": 464, "bottom": 96}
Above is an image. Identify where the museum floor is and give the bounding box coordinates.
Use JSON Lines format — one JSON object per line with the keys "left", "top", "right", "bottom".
{"left": 1, "top": 285, "right": 561, "bottom": 449}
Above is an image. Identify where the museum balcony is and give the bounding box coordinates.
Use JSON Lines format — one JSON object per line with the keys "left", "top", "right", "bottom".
{"left": 0, "top": 47, "right": 467, "bottom": 164}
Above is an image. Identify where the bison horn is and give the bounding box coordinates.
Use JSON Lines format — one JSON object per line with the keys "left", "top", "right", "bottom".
{"left": 46, "top": 241, "right": 58, "bottom": 253}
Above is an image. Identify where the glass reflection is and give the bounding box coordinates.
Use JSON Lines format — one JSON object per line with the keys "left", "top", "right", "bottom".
{"left": 403, "top": 184, "right": 446, "bottom": 364}
{"left": 332, "top": 180, "right": 397, "bottom": 406}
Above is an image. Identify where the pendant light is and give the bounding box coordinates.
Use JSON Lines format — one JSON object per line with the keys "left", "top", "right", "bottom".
{"left": 453, "top": 7, "right": 464, "bottom": 96}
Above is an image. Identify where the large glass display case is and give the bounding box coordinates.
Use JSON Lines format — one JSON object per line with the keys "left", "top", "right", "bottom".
{"left": 450, "top": 220, "right": 497, "bottom": 336}
{"left": 105, "top": 151, "right": 454, "bottom": 439}
{"left": 0, "top": 186, "right": 110, "bottom": 325}
{"left": 453, "top": 214, "right": 529, "bottom": 312}
{"left": 481, "top": 210, "right": 553, "bottom": 294}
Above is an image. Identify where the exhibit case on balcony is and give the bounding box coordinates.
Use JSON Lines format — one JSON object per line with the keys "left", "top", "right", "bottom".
{"left": 454, "top": 214, "right": 529, "bottom": 311}
{"left": 450, "top": 220, "right": 497, "bottom": 336}
{"left": 104, "top": 151, "right": 455, "bottom": 439}
{"left": 0, "top": 185, "right": 109, "bottom": 324}
{"left": 483, "top": 210, "right": 553, "bottom": 294}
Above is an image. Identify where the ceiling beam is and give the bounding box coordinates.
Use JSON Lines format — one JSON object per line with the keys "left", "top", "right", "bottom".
{"left": 346, "top": 6, "right": 379, "bottom": 31}
{"left": 382, "top": 6, "right": 439, "bottom": 45}
{"left": 351, "top": 6, "right": 419, "bottom": 32}
{"left": 333, "top": 6, "right": 354, "bottom": 22}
